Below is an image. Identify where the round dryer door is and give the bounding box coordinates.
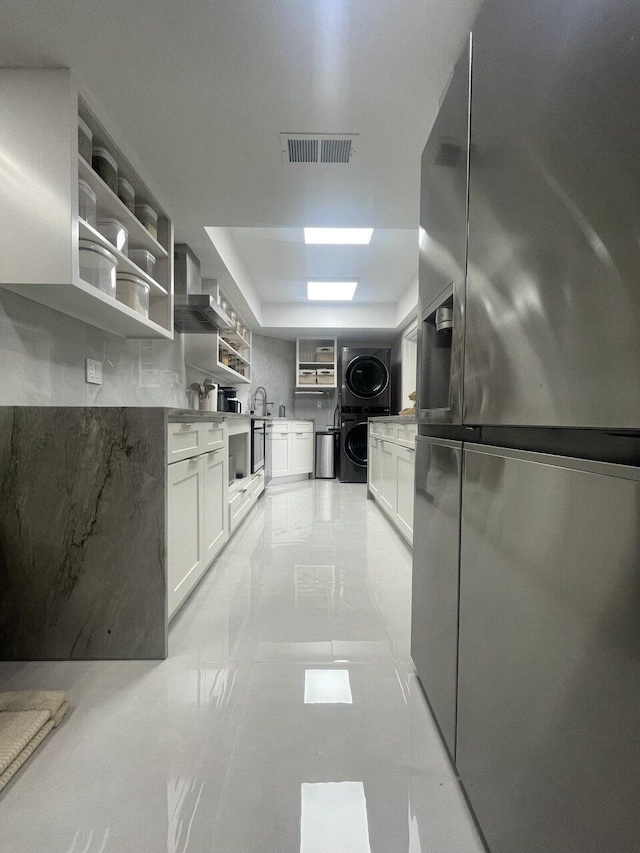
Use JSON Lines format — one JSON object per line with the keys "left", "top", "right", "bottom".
{"left": 345, "top": 421, "right": 368, "bottom": 467}
{"left": 345, "top": 356, "right": 389, "bottom": 399}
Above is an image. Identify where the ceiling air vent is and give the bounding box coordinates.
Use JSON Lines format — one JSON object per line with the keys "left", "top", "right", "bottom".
{"left": 281, "top": 133, "right": 357, "bottom": 164}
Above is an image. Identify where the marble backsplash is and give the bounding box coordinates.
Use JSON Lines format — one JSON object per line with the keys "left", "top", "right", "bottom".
{"left": 0, "top": 293, "right": 296, "bottom": 416}
{"left": 0, "top": 406, "right": 167, "bottom": 659}
{"left": 0, "top": 289, "right": 190, "bottom": 408}
{"left": 249, "top": 334, "right": 295, "bottom": 416}
{"left": 294, "top": 389, "right": 339, "bottom": 429}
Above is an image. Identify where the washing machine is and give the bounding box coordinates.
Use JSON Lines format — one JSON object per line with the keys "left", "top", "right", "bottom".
{"left": 339, "top": 413, "right": 369, "bottom": 483}
{"left": 340, "top": 347, "right": 391, "bottom": 412}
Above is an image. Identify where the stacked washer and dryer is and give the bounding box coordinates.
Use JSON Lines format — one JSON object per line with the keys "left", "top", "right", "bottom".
{"left": 338, "top": 347, "right": 391, "bottom": 483}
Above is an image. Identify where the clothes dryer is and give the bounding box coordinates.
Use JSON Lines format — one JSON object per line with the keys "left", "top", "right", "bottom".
{"left": 340, "top": 347, "right": 391, "bottom": 412}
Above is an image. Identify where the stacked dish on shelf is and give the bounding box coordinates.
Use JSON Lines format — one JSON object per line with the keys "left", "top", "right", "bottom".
{"left": 76, "top": 114, "right": 165, "bottom": 320}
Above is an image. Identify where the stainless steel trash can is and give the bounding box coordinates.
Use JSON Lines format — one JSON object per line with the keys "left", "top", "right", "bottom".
{"left": 315, "top": 431, "right": 336, "bottom": 479}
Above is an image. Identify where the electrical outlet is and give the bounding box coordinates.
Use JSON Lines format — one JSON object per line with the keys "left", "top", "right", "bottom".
{"left": 85, "top": 358, "right": 103, "bottom": 385}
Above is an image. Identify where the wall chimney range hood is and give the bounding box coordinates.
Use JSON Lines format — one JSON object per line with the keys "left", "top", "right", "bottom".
{"left": 173, "top": 243, "right": 234, "bottom": 334}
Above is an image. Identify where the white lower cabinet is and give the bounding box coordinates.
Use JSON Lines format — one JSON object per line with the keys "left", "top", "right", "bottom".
{"left": 368, "top": 421, "right": 416, "bottom": 546}
{"left": 395, "top": 446, "right": 415, "bottom": 540}
{"left": 204, "top": 447, "right": 228, "bottom": 565}
{"left": 167, "top": 418, "right": 267, "bottom": 621}
{"left": 369, "top": 437, "right": 382, "bottom": 496}
{"left": 270, "top": 433, "right": 291, "bottom": 478}
{"left": 167, "top": 435, "right": 229, "bottom": 621}
{"left": 267, "top": 420, "right": 314, "bottom": 480}
{"left": 168, "top": 456, "right": 206, "bottom": 618}
{"left": 290, "top": 431, "right": 314, "bottom": 474}
{"left": 380, "top": 441, "right": 397, "bottom": 515}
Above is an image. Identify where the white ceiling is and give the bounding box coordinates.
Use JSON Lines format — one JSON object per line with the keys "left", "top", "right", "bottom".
{"left": 0, "top": 0, "right": 481, "bottom": 334}
{"left": 227, "top": 227, "right": 418, "bottom": 303}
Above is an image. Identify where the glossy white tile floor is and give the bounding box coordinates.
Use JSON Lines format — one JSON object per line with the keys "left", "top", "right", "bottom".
{"left": 0, "top": 480, "right": 485, "bottom": 852}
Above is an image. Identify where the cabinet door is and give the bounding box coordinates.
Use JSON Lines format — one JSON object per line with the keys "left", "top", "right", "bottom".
{"left": 270, "top": 433, "right": 290, "bottom": 477}
{"left": 379, "top": 441, "right": 397, "bottom": 514}
{"left": 204, "top": 447, "right": 228, "bottom": 566}
{"left": 369, "top": 436, "right": 382, "bottom": 496}
{"left": 290, "top": 432, "right": 313, "bottom": 475}
{"left": 395, "top": 446, "right": 415, "bottom": 542}
{"left": 167, "top": 456, "right": 205, "bottom": 619}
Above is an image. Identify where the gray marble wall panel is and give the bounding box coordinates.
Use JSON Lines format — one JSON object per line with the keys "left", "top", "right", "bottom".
{"left": 0, "top": 407, "right": 167, "bottom": 660}
{"left": 0, "top": 289, "right": 188, "bottom": 407}
{"left": 294, "top": 390, "right": 338, "bottom": 429}
{"left": 249, "top": 334, "right": 295, "bottom": 416}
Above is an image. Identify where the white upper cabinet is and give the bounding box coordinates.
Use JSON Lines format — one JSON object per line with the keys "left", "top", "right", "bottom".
{"left": 296, "top": 337, "right": 337, "bottom": 390}
{"left": 0, "top": 69, "right": 174, "bottom": 339}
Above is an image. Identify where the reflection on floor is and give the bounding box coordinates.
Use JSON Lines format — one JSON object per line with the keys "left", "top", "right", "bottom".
{"left": 0, "top": 480, "right": 485, "bottom": 852}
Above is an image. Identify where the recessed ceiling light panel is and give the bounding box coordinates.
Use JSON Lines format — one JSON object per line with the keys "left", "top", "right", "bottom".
{"left": 307, "top": 280, "right": 358, "bottom": 301}
{"left": 304, "top": 228, "right": 373, "bottom": 245}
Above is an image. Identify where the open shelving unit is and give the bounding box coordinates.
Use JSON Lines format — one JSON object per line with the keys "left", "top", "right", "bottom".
{"left": 0, "top": 69, "right": 173, "bottom": 339}
{"left": 184, "top": 282, "right": 252, "bottom": 384}
{"left": 296, "top": 337, "right": 337, "bottom": 391}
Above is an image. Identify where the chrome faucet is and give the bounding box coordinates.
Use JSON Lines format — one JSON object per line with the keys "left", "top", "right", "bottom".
{"left": 252, "top": 386, "right": 272, "bottom": 417}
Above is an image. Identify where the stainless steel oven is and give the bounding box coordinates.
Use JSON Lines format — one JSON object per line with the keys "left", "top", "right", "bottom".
{"left": 251, "top": 419, "right": 265, "bottom": 474}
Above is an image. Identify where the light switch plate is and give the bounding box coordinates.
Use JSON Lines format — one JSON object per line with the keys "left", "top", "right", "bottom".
{"left": 85, "top": 358, "right": 103, "bottom": 385}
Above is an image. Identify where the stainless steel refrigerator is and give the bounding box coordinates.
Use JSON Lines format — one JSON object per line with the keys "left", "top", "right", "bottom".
{"left": 412, "top": 1, "right": 640, "bottom": 850}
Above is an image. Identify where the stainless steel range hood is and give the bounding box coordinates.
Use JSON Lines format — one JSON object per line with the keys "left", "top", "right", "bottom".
{"left": 174, "top": 293, "right": 234, "bottom": 333}
{"left": 173, "top": 243, "right": 234, "bottom": 334}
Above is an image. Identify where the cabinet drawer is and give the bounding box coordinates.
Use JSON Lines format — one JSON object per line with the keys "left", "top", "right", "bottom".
{"left": 229, "top": 485, "right": 252, "bottom": 534}
{"left": 204, "top": 420, "right": 226, "bottom": 451}
{"left": 380, "top": 422, "right": 397, "bottom": 440}
{"left": 250, "top": 470, "right": 265, "bottom": 497}
{"left": 291, "top": 421, "right": 313, "bottom": 433}
{"left": 369, "top": 422, "right": 383, "bottom": 437}
{"left": 167, "top": 422, "right": 205, "bottom": 463}
{"left": 272, "top": 422, "right": 290, "bottom": 433}
{"left": 397, "top": 424, "right": 417, "bottom": 447}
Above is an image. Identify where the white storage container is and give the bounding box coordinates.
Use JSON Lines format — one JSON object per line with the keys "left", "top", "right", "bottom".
{"left": 78, "top": 179, "right": 97, "bottom": 228}
{"left": 117, "top": 177, "right": 135, "bottom": 213}
{"left": 315, "top": 346, "right": 334, "bottom": 363}
{"left": 128, "top": 248, "right": 156, "bottom": 277}
{"left": 97, "top": 218, "right": 128, "bottom": 254}
{"left": 135, "top": 203, "right": 158, "bottom": 240}
{"left": 116, "top": 273, "right": 150, "bottom": 318}
{"left": 299, "top": 369, "right": 317, "bottom": 385}
{"left": 79, "top": 240, "right": 117, "bottom": 297}
{"left": 317, "top": 369, "right": 335, "bottom": 385}
{"left": 78, "top": 117, "right": 93, "bottom": 163}
{"left": 92, "top": 146, "right": 118, "bottom": 193}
